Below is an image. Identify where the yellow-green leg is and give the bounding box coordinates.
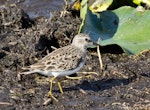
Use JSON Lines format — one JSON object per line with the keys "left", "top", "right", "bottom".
{"left": 48, "top": 77, "right": 58, "bottom": 102}
{"left": 57, "top": 82, "right": 64, "bottom": 94}
{"left": 50, "top": 77, "right": 55, "bottom": 93}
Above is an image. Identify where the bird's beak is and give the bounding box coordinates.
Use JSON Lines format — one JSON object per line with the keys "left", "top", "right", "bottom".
{"left": 89, "top": 39, "right": 99, "bottom": 46}
{"left": 92, "top": 41, "right": 99, "bottom": 46}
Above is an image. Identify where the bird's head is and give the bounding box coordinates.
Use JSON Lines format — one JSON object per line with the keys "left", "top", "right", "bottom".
{"left": 72, "top": 33, "right": 98, "bottom": 50}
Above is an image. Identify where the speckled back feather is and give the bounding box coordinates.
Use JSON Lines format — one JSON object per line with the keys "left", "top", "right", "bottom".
{"left": 30, "top": 45, "right": 86, "bottom": 71}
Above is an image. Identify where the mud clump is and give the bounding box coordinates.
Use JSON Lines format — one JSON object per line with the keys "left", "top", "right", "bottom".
{"left": 0, "top": 4, "right": 150, "bottom": 110}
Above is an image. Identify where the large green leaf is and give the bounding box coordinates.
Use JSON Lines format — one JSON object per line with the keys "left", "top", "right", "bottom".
{"left": 101, "top": 6, "right": 150, "bottom": 54}
{"left": 81, "top": 9, "right": 119, "bottom": 41}
{"left": 81, "top": 6, "right": 150, "bottom": 55}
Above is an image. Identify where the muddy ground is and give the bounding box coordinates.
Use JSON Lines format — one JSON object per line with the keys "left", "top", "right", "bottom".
{"left": 0, "top": 3, "right": 150, "bottom": 110}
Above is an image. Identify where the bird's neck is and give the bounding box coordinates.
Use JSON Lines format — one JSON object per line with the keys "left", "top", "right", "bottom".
{"left": 71, "top": 44, "right": 87, "bottom": 52}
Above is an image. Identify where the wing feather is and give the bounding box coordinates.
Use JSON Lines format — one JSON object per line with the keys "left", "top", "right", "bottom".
{"left": 25, "top": 45, "right": 85, "bottom": 72}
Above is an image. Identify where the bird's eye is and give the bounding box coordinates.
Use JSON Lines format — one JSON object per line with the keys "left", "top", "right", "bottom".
{"left": 85, "top": 38, "right": 90, "bottom": 42}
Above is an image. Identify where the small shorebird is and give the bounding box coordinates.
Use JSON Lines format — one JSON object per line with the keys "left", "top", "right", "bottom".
{"left": 19, "top": 33, "right": 98, "bottom": 101}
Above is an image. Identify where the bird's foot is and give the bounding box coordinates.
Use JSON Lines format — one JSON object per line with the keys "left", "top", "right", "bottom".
{"left": 47, "top": 92, "right": 58, "bottom": 102}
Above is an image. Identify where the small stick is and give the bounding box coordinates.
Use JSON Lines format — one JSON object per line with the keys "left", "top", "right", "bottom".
{"left": 97, "top": 38, "right": 103, "bottom": 70}
{"left": 0, "top": 102, "right": 13, "bottom": 105}
{"left": 43, "top": 98, "right": 52, "bottom": 106}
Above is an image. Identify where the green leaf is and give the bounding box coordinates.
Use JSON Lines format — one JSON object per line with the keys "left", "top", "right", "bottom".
{"left": 81, "top": 6, "right": 150, "bottom": 55}
{"left": 101, "top": 6, "right": 150, "bottom": 55}
{"left": 133, "top": 0, "right": 150, "bottom": 6}
{"left": 89, "top": 0, "right": 113, "bottom": 12}
{"left": 133, "top": 0, "right": 142, "bottom": 5}
{"left": 81, "top": 9, "right": 119, "bottom": 41}
{"left": 80, "top": 0, "right": 88, "bottom": 19}
{"left": 79, "top": 0, "right": 88, "bottom": 33}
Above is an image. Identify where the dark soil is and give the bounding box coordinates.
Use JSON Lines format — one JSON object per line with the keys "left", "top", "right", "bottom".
{"left": 0, "top": 4, "right": 150, "bottom": 110}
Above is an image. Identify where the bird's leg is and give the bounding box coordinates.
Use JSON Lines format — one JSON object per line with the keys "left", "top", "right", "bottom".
{"left": 57, "top": 82, "right": 64, "bottom": 94}
{"left": 48, "top": 92, "right": 58, "bottom": 102}
{"left": 49, "top": 77, "right": 55, "bottom": 93}
{"left": 48, "top": 77, "right": 58, "bottom": 102}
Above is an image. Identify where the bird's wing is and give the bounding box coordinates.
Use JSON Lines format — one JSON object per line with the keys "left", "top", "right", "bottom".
{"left": 29, "top": 45, "right": 84, "bottom": 72}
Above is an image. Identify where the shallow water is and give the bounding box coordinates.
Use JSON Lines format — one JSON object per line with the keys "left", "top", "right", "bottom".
{"left": 0, "top": 0, "right": 63, "bottom": 18}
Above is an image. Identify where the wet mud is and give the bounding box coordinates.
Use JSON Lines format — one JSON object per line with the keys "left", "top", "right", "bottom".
{"left": 0, "top": 3, "right": 150, "bottom": 110}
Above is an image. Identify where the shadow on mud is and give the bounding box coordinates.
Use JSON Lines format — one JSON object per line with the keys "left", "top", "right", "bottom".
{"left": 52, "top": 75, "right": 138, "bottom": 93}
{"left": 77, "top": 77, "right": 136, "bottom": 92}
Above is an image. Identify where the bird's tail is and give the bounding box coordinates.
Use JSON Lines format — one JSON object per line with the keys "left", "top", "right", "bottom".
{"left": 19, "top": 66, "right": 37, "bottom": 75}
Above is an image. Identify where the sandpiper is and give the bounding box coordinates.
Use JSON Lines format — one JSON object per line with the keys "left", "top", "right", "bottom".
{"left": 19, "top": 33, "right": 98, "bottom": 101}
